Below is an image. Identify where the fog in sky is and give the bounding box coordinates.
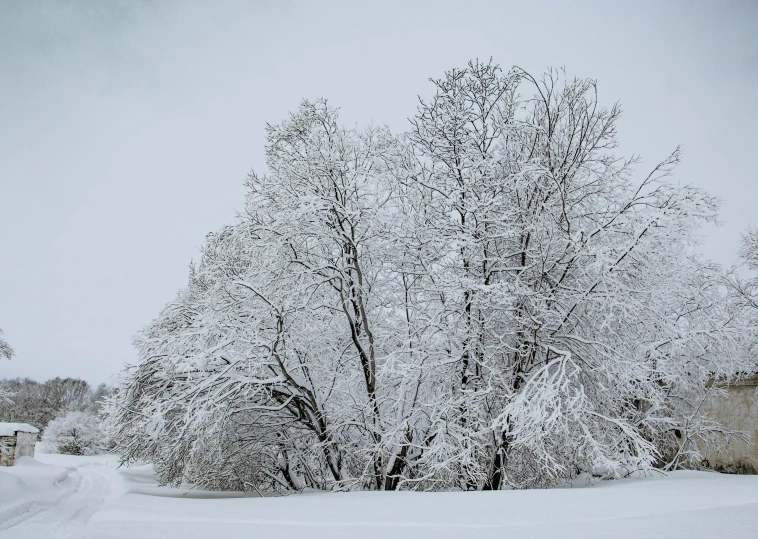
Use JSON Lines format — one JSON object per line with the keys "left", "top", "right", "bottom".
{"left": 1, "top": 0, "right": 756, "bottom": 384}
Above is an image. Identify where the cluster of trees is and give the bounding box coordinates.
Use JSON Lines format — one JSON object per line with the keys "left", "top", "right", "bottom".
{"left": 0, "top": 377, "right": 110, "bottom": 432}
{"left": 0, "top": 332, "right": 111, "bottom": 456}
{"left": 106, "top": 61, "right": 757, "bottom": 492}
{"left": 1, "top": 377, "right": 112, "bottom": 455}
{"left": 0, "top": 375, "right": 111, "bottom": 455}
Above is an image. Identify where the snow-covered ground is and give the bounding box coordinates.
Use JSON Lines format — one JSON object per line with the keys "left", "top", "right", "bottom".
{"left": 1, "top": 452, "right": 757, "bottom": 538}
{"left": 0, "top": 453, "right": 113, "bottom": 539}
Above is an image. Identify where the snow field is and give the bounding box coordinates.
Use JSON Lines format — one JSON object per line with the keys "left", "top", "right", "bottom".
{"left": 2, "top": 453, "right": 758, "bottom": 538}
{"left": 85, "top": 466, "right": 758, "bottom": 538}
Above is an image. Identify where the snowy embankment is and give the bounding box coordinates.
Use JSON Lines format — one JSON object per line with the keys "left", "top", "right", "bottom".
{"left": 2, "top": 454, "right": 758, "bottom": 539}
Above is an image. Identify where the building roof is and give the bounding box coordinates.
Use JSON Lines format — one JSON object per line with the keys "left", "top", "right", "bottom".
{"left": 0, "top": 422, "right": 40, "bottom": 436}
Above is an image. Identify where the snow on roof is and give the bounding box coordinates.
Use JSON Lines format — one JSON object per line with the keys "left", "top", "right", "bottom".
{"left": 0, "top": 423, "right": 39, "bottom": 436}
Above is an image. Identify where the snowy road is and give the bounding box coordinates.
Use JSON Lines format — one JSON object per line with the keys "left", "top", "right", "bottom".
{"left": 0, "top": 455, "right": 115, "bottom": 539}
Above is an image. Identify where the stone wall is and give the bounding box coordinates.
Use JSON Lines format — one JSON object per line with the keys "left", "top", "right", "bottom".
{"left": 701, "top": 376, "right": 758, "bottom": 474}
{"left": 0, "top": 431, "right": 37, "bottom": 466}
{"left": 0, "top": 435, "right": 17, "bottom": 466}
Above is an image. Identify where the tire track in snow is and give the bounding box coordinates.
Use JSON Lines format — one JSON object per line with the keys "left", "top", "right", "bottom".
{"left": 0, "top": 466, "right": 110, "bottom": 539}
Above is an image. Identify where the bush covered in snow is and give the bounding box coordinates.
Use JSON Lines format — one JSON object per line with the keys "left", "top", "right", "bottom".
{"left": 42, "top": 411, "right": 109, "bottom": 455}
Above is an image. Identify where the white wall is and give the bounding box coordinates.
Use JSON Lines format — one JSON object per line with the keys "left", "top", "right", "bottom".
{"left": 15, "top": 431, "right": 37, "bottom": 459}
{"left": 701, "top": 377, "right": 758, "bottom": 474}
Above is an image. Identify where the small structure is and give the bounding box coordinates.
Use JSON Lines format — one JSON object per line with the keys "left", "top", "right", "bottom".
{"left": 701, "top": 375, "right": 758, "bottom": 474}
{"left": 0, "top": 422, "right": 39, "bottom": 466}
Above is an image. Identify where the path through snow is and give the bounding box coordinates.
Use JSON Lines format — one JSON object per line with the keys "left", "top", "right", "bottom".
{"left": 0, "top": 454, "right": 115, "bottom": 539}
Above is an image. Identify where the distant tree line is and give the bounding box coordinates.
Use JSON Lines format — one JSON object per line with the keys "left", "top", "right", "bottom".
{"left": 0, "top": 330, "right": 112, "bottom": 455}
{"left": 0, "top": 377, "right": 111, "bottom": 433}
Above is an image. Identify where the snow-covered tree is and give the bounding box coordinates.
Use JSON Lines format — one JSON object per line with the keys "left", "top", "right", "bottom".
{"left": 0, "top": 329, "right": 14, "bottom": 403}
{"left": 727, "top": 228, "right": 758, "bottom": 315}
{"left": 107, "top": 101, "right": 416, "bottom": 491}
{"left": 739, "top": 228, "right": 758, "bottom": 269}
{"left": 42, "top": 410, "right": 108, "bottom": 455}
{"left": 0, "top": 328, "right": 13, "bottom": 361}
{"left": 107, "top": 61, "right": 754, "bottom": 492}
{"left": 401, "top": 62, "right": 753, "bottom": 488}
{"left": 720, "top": 226, "right": 758, "bottom": 373}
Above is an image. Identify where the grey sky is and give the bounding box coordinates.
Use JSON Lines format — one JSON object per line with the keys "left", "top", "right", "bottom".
{"left": 1, "top": 0, "right": 757, "bottom": 385}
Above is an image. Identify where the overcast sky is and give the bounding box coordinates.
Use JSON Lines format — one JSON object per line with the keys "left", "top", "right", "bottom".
{"left": 1, "top": 0, "right": 757, "bottom": 385}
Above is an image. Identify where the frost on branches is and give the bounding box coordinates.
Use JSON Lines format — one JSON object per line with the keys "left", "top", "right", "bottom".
{"left": 106, "top": 61, "right": 754, "bottom": 492}
{"left": 0, "top": 328, "right": 13, "bottom": 362}
{"left": 0, "top": 328, "right": 14, "bottom": 404}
